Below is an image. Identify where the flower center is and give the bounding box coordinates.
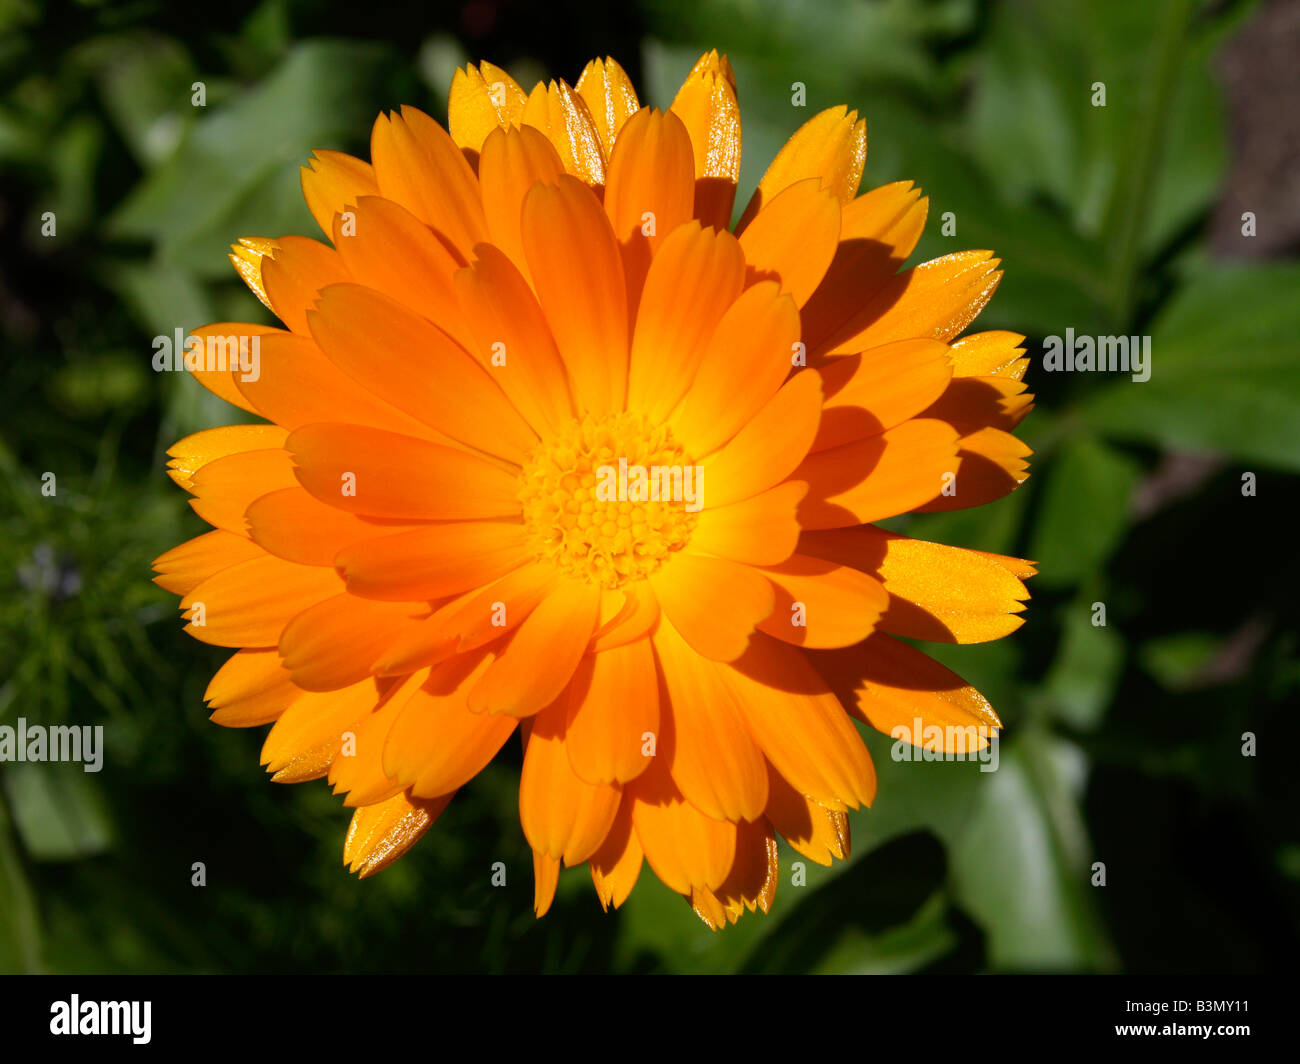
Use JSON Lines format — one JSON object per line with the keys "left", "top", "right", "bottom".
{"left": 518, "top": 413, "right": 701, "bottom": 589}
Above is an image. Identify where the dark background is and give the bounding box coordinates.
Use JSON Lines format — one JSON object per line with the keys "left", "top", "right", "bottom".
{"left": 2, "top": 0, "right": 1298, "bottom": 973}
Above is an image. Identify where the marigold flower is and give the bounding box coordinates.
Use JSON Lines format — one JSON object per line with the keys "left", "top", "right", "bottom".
{"left": 153, "top": 50, "right": 1034, "bottom": 928}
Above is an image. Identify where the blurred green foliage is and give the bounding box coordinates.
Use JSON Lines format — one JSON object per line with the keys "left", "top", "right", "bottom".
{"left": 1, "top": 0, "right": 1297, "bottom": 973}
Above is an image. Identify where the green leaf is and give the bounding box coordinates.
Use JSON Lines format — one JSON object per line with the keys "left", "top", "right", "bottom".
{"left": 970, "top": 0, "right": 1230, "bottom": 245}
{"left": 237, "top": 0, "right": 292, "bottom": 67}
{"left": 101, "top": 257, "right": 214, "bottom": 337}
{"left": 738, "top": 838, "right": 956, "bottom": 974}
{"left": 968, "top": 0, "right": 1098, "bottom": 218}
{"left": 49, "top": 353, "right": 151, "bottom": 417}
{"left": 3, "top": 762, "right": 113, "bottom": 862}
{"left": 0, "top": 795, "right": 43, "bottom": 973}
{"left": 47, "top": 114, "right": 103, "bottom": 237}
{"left": 969, "top": 0, "right": 1233, "bottom": 323}
{"left": 78, "top": 33, "right": 197, "bottom": 168}
{"left": 947, "top": 732, "right": 1116, "bottom": 970}
{"left": 1139, "top": 631, "right": 1219, "bottom": 691}
{"left": 641, "top": 0, "right": 972, "bottom": 102}
{"left": 747, "top": 719, "right": 1113, "bottom": 972}
{"left": 854, "top": 727, "right": 991, "bottom": 851}
{"left": 1042, "top": 601, "right": 1125, "bottom": 730}
{"left": 106, "top": 40, "right": 396, "bottom": 276}
{"left": 1078, "top": 264, "right": 1300, "bottom": 469}
{"left": 806, "top": 891, "right": 958, "bottom": 975}
{"left": 1027, "top": 434, "right": 1141, "bottom": 587}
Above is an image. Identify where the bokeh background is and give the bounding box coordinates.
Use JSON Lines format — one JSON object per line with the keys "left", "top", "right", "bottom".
{"left": 2, "top": 0, "right": 1298, "bottom": 974}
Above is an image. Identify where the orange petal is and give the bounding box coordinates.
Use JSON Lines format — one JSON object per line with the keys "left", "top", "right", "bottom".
{"left": 948, "top": 330, "right": 1029, "bottom": 379}
{"left": 260, "top": 678, "right": 379, "bottom": 781}
{"left": 796, "top": 418, "right": 960, "bottom": 529}
{"left": 520, "top": 79, "right": 606, "bottom": 187}
{"left": 369, "top": 106, "right": 487, "bottom": 258}
{"left": 604, "top": 108, "right": 695, "bottom": 308}
{"left": 701, "top": 369, "right": 822, "bottom": 507}
{"left": 259, "top": 235, "right": 350, "bottom": 336}
{"left": 629, "top": 765, "right": 737, "bottom": 894}
{"left": 801, "top": 180, "right": 930, "bottom": 355}
{"left": 648, "top": 552, "right": 774, "bottom": 662}
{"left": 235, "top": 331, "right": 439, "bottom": 442}
{"left": 300, "top": 150, "right": 379, "bottom": 240}
{"left": 383, "top": 650, "right": 518, "bottom": 797}
{"left": 725, "top": 634, "right": 876, "bottom": 811}
{"left": 245, "top": 487, "right": 423, "bottom": 567}
{"left": 975, "top": 549, "right": 1038, "bottom": 581}
{"left": 589, "top": 796, "right": 643, "bottom": 910}
{"left": 755, "top": 554, "right": 888, "bottom": 648}
{"left": 165, "top": 424, "right": 287, "bottom": 492}
{"left": 738, "top": 178, "right": 841, "bottom": 306}
{"left": 309, "top": 282, "right": 535, "bottom": 463}
{"left": 818, "top": 250, "right": 1002, "bottom": 357}
{"left": 561, "top": 638, "right": 659, "bottom": 785}
{"left": 652, "top": 619, "right": 768, "bottom": 822}
{"left": 204, "top": 648, "right": 300, "bottom": 727}
{"left": 669, "top": 50, "right": 741, "bottom": 230}
{"left": 690, "top": 480, "right": 806, "bottom": 566}
{"left": 692, "top": 885, "right": 729, "bottom": 930}
{"left": 153, "top": 530, "right": 265, "bottom": 596}
{"left": 820, "top": 633, "right": 1002, "bottom": 753}
{"left": 344, "top": 790, "right": 453, "bottom": 878}
{"left": 669, "top": 281, "right": 800, "bottom": 457}
{"left": 812, "top": 339, "right": 953, "bottom": 451}
{"left": 519, "top": 706, "right": 623, "bottom": 865}
{"left": 533, "top": 850, "right": 561, "bottom": 917}
{"left": 468, "top": 579, "right": 602, "bottom": 716}
{"left": 327, "top": 678, "right": 413, "bottom": 807}
{"left": 187, "top": 449, "right": 298, "bottom": 536}
{"left": 626, "top": 221, "right": 745, "bottom": 420}
{"left": 278, "top": 594, "right": 424, "bottom": 691}
{"left": 369, "top": 590, "right": 495, "bottom": 677}
{"left": 714, "top": 818, "right": 780, "bottom": 919}
{"left": 590, "top": 583, "right": 661, "bottom": 653}
{"left": 432, "top": 562, "right": 560, "bottom": 656}
{"left": 286, "top": 423, "right": 521, "bottom": 520}
{"left": 330, "top": 194, "right": 476, "bottom": 354}
{"left": 180, "top": 553, "right": 343, "bottom": 647}
{"left": 914, "top": 426, "right": 1031, "bottom": 513}
{"left": 448, "top": 61, "right": 528, "bottom": 155}
{"left": 454, "top": 243, "right": 575, "bottom": 437}
{"left": 799, "top": 526, "right": 1031, "bottom": 644}
{"left": 186, "top": 322, "right": 279, "bottom": 415}
{"left": 736, "top": 105, "right": 866, "bottom": 231}
{"left": 476, "top": 124, "right": 566, "bottom": 282}
{"left": 764, "top": 765, "right": 850, "bottom": 866}
{"left": 922, "top": 374, "right": 1034, "bottom": 433}
{"left": 575, "top": 57, "right": 640, "bottom": 157}
{"left": 333, "top": 521, "right": 529, "bottom": 601}
{"left": 521, "top": 175, "right": 628, "bottom": 414}
{"left": 228, "top": 239, "right": 277, "bottom": 314}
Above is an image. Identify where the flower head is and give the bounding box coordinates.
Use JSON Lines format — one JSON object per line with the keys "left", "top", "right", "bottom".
{"left": 154, "top": 51, "right": 1034, "bottom": 927}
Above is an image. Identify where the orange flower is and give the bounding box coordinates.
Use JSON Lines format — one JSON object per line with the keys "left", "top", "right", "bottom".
{"left": 153, "top": 51, "right": 1034, "bottom": 927}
